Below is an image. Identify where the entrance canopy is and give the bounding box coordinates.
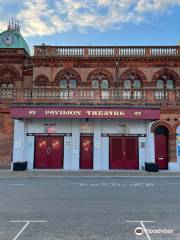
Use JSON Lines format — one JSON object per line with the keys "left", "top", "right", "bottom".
{"left": 10, "top": 106, "right": 160, "bottom": 120}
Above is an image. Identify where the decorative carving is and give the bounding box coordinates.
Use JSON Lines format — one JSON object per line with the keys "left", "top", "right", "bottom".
{"left": 87, "top": 69, "right": 113, "bottom": 87}
{"left": 152, "top": 68, "right": 179, "bottom": 86}
{"left": 34, "top": 75, "right": 49, "bottom": 87}
{"left": 119, "top": 69, "right": 147, "bottom": 87}
{"left": 0, "top": 65, "right": 21, "bottom": 84}
{"left": 54, "top": 68, "right": 81, "bottom": 86}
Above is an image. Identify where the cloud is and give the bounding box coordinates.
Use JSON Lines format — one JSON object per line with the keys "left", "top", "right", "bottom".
{"left": 0, "top": 0, "right": 180, "bottom": 37}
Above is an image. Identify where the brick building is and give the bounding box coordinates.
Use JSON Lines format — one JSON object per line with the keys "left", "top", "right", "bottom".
{"left": 0, "top": 22, "right": 180, "bottom": 171}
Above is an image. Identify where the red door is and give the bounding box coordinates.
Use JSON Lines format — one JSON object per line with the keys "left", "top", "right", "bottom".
{"left": 80, "top": 136, "right": 93, "bottom": 169}
{"left": 35, "top": 137, "right": 64, "bottom": 169}
{"left": 155, "top": 135, "right": 168, "bottom": 169}
{"left": 110, "top": 137, "right": 138, "bottom": 169}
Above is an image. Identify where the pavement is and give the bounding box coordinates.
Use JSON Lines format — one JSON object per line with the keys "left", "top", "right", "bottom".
{"left": 1, "top": 170, "right": 180, "bottom": 178}
{"left": 0, "top": 175, "right": 180, "bottom": 239}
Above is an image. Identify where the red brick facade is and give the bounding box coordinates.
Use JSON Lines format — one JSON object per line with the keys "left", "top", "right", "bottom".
{"left": 1, "top": 46, "right": 180, "bottom": 168}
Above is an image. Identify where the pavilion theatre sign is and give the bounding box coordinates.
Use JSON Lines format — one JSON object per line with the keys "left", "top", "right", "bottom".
{"left": 10, "top": 106, "right": 160, "bottom": 120}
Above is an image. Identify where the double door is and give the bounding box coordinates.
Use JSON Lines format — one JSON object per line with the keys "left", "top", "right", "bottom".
{"left": 35, "top": 136, "right": 64, "bottom": 169}
{"left": 110, "top": 136, "right": 138, "bottom": 169}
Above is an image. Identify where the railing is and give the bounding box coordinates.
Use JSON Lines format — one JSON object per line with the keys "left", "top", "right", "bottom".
{"left": 0, "top": 88, "right": 177, "bottom": 103}
{"left": 34, "top": 46, "right": 180, "bottom": 57}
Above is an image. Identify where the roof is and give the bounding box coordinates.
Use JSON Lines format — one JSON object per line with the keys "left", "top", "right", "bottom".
{"left": 0, "top": 28, "right": 30, "bottom": 55}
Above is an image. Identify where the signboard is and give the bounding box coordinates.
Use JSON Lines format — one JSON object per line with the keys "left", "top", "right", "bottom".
{"left": 10, "top": 106, "right": 160, "bottom": 120}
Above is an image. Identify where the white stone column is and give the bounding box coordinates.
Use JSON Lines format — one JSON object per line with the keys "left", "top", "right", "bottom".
{"left": 101, "top": 137, "right": 109, "bottom": 170}
{"left": 71, "top": 120, "right": 80, "bottom": 170}
{"left": 146, "top": 121, "right": 155, "bottom": 163}
{"left": 64, "top": 136, "right": 72, "bottom": 170}
{"left": 93, "top": 120, "right": 102, "bottom": 170}
{"left": 26, "top": 136, "right": 35, "bottom": 170}
{"left": 12, "top": 120, "right": 26, "bottom": 167}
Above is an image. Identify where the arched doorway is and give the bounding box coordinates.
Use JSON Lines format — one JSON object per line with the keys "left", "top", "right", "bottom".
{"left": 154, "top": 126, "right": 169, "bottom": 169}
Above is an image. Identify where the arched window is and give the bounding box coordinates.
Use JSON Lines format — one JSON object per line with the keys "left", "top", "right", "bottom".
{"left": 60, "top": 80, "right": 67, "bottom": 89}
{"left": 1, "top": 83, "right": 14, "bottom": 88}
{"left": 69, "top": 79, "right": 77, "bottom": 89}
{"left": 55, "top": 69, "right": 80, "bottom": 88}
{"left": 133, "top": 79, "right": 141, "bottom": 89}
{"left": 92, "top": 80, "right": 99, "bottom": 89}
{"left": 101, "top": 79, "right": 109, "bottom": 89}
{"left": 124, "top": 80, "right": 131, "bottom": 89}
{"left": 156, "top": 80, "right": 164, "bottom": 89}
{"left": 166, "top": 79, "right": 174, "bottom": 89}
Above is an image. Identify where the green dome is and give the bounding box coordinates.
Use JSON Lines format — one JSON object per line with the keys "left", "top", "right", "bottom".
{"left": 0, "top": 26, "right": 30, "bottom": 55}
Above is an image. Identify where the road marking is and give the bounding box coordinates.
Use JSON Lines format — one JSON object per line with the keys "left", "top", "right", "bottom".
{"left": 11, "top": 220, "right": 47, "bottom": 240}
{"left": 8, "top": 184, "right": 25, "bottom": 186}
{"left": 126, "top": 220, "right": 155, "bottom": 240}
{"left": 67, "top": 182, "right": 155, "bottom": 187}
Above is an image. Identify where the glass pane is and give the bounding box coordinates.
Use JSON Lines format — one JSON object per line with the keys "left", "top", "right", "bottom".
{"left": 1, "top": 83, "right": 7, "bottom": 88}
{"left": 124, "top": 80, "right": 131, "bottom": 89}
{"left": 8, "top": 83, "right": 14, "bottom": 88}
{"left": 92, "top": 80, "right": 99, "bottom": 89}
{"left": 60, "top": 79, "right": 67, "bottom": 89}
{"left": 69, "top": 79, "right": 77, "bottom": 88}
{"left": 101, "top": 79, "right": 109, "bottom": 89}
{"left": 133, "top": 80, "right": 141, "bottom": 89}
{"left": 166, "top": 80, "right": 173, "bottom": 89}
{"left": 156, "top": 80, "right": 164, "bottom": 89}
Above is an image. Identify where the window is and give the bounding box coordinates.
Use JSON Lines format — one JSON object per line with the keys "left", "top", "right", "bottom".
{"left": 124, "top": 80, "right": 131, "bottom": 89}
{"left": 133, "top": 80, "right": 141, "bottom": 89}
{"left": 1, "top": 83, "right": 14, "bottom": 88}
{"left": 60, "top": 80, "right": 67, "bottom": 89}
{"left": 69, "top": 79, "right": 77, "bottom": 89}
{"left": 156, "top": 80, "right": 164, "bottom": 89}
{"left": 101, "top": 79, "right": 109, "bottom": 89}
{"left": 92, "top": 80, "right": 99, "bottom": 89}
{"left": 166, "top": 80, "right": 174, "bottom": 89}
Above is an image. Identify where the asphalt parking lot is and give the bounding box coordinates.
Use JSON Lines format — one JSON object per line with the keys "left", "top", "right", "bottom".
{"left": 0, "top": 176, "right": 180, "bottom": 240}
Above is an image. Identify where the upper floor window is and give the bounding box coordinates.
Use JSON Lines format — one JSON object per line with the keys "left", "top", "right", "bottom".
{"left": 156, "top": 76, "right": 174, "bottom": 89}
{"left": 55, "top": 69, "right": 80, "bottom": 88}
{"left": 101, "top": 79, "right": 109, "bottom": 89}
{"left": 1, "top": 83, "right": 14, "bottom": 88}
{"left": 60, "top": 80, "right": 67, "bottom": 89}
{"left": 123, "top": 75, "right": 142, "bottom": 89}
{"left": 133, "top": 79, "right": 141, "bottom": 89}
{"left": 166, "top": 79, "right": 174, "bottom": 89}
{"left": 92, "top": 80, "right": 99, "bottom": 89}
{"left": 69, "top": 79, "right": 77, "bottom": 89}
{"left": 124, "top": 80, "right": 131, "bottom": 89}
{"left": 154, "top": 70, "right": 176, "bottom": 90}
{"left": 156, "top": 80, "right": 164, "bottom": 89}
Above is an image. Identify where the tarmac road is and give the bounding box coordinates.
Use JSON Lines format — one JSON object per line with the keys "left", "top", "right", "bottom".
{"left": 0, "top": 176, "right": 180, "bottom": 240}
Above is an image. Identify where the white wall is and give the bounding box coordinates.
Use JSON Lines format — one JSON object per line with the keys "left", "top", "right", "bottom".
{"left": 13, "top": 118, "right": 154, "bottom": 170}
{"left": 12, "top": 120, "right": 26, "bottom": 167}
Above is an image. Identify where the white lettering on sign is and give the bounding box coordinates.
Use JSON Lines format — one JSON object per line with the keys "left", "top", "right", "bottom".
{"left": 45, "top": 110, "right": 81, "bottom": 116}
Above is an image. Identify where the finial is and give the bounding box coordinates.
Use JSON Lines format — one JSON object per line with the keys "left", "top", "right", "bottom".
{"left": 7, "top": 17, "right": 20, "bottom": 32}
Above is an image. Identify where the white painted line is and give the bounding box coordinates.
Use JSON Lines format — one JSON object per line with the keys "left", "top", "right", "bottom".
{"left": 126, "top": 220, "right": 155, "bottom": 240}
{"left": 126, "top": 221, "right": 155, "bottom": 223}
{"left": 11, "top": 220, "right": 48, "bottom": 240}
{"left": 8, "top": 184, "right": 25, "bottom": 186}
{"left": 11, "top": 221, "right": 30, "bottom": 240}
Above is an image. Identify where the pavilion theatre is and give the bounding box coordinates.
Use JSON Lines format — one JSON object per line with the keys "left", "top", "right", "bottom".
{"left": 0, "top": 20, "right": 180, "bottom": 171}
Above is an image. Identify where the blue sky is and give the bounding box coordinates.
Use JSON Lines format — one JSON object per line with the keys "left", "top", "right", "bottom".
{"left": 0, "top": 0, "right": 180, "bottom": 50}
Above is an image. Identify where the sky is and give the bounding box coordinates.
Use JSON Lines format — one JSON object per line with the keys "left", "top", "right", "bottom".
{"left": 0, "top": 0, "right": 180, "bottom": 50}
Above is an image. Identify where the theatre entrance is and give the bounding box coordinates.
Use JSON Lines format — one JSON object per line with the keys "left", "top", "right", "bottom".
{"left": 80, "top": 135, "right": 93, "bottom": 169}
{"left": 35, "top": 136, "right": 64, "bottom": 169}
{"left": 109, "top": 136, "right": 139, "bottom": 169}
